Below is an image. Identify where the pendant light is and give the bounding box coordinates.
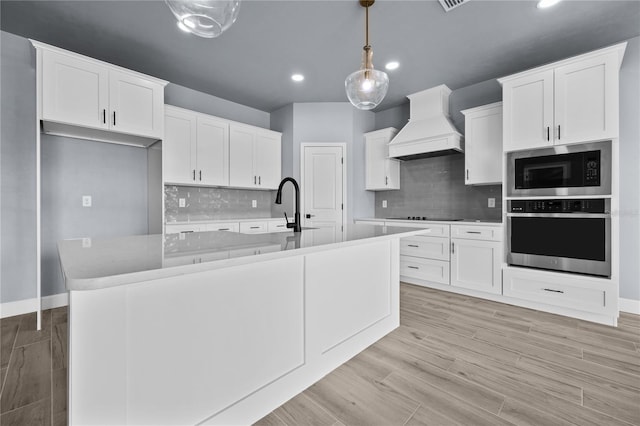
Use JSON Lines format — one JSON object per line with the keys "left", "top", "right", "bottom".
{"left": 345, "top": 0, "right": 389, "bottom": 110}
{"left": 165, "top": 0, "right": 241, "bottom": 38}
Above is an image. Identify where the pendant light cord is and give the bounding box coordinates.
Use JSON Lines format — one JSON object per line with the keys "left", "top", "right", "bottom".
{"left": 365, "top": 3, "right": 369, "bottom": 48}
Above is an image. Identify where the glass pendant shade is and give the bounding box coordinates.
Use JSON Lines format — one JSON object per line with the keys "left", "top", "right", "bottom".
{"left": 345, "top": 1, "right": 388, "bottom": 110}
{"left": 165, "top": 0, "right": 241, "bottom": 38}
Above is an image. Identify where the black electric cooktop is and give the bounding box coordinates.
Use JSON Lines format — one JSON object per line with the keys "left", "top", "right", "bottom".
{"left": 386, "top": 217, "right": 464, "bottom": 221}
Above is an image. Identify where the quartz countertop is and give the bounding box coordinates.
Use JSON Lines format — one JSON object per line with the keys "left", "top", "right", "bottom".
{"left": 357, "top": 218, "right": 503, "bottom": 225}
{"left": 58, "top": 224, "right": 426, "bottom": 292}
{"left": 165, "top": 217, "right": 286, "bottom": 225}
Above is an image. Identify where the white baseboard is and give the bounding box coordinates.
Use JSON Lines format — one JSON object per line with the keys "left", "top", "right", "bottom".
{"left": 1, "top": 293, "right": 69, "bottom": 319}
{"left": 619, "top": 298, "right": 640, "bottom": 315}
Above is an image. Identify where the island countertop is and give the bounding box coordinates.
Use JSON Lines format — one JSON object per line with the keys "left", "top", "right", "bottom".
{"left": 58, "top": 223, "right": 426, "bottom": 291}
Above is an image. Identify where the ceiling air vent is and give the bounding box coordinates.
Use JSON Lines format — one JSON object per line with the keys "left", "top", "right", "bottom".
{"left": 438, "top": 0, "right": 469, "bottom": 12}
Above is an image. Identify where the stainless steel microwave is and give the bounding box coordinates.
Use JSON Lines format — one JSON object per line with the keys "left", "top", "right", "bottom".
{"left": 507, "top": 141, "right": 611, "bottom": 197}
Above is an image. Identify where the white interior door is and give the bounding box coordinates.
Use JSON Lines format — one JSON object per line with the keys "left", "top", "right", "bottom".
{"left": 302, "top": 145, "right": 344, "bottom": 240}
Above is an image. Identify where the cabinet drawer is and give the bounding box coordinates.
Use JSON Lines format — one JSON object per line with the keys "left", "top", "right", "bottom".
{"left": 400, "top": 255, "right": 450, "bottom": 285}
{"left": 206, "top": 223, "right": 240, "bottom": 232}
{"left": 268, "top": 220, "right": 289, "bottom": 233}
{"left": 385, "top": 222, "right": 449, "bottom": 237}
{"left": 503, "top": 268, "right": 612, "bottom": 313}
{"left": 400, "top": 236, "right": 449, "bottom": 261}
{"left": 239, "top": 221, "right": 268, "bottom": 234}
{"left": 165, "top": 224, "right": 204, "bottom": 234}
{"left": 451, "top": 225, "right": 503, "bottom": 241}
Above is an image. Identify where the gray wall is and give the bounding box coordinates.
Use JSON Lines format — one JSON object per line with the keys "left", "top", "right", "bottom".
{"left": 619, "top": 36, "right": 640, "bottom": 300}
{"left": 269, "top": 103, "right": 376, "bottom": 224}
{"left": 1, "top": 32, "right": 37, "bottom": 303}
{"left": 373, "top": 80, "right": 503, "bottom": 221}
{"left": 165, "top": 83, "right": 269, "bottom": 129}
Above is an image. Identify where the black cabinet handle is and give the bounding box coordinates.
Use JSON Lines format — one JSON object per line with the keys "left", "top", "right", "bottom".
{"left": 466, "top": 169, "right": 469, "bottom": 180}
{"left": 408, "top": 266, "right": 419, "bottom": 270}
{"left": 452, "top": 242, "right": 455, "bottom": 254}
{"left": 218, "top": 228, "right": 230, "bottom": 231}
{"left": 306, "top": 214, "right": 315, "bottom": 219}
{"left": 259, "top": 176, "right": 261, "bottom": 185}
{"left": 180, "top": 230, "right": 194, "bottom": 234}
{"left": 199, "top": 170, "right": 202, "bottom": 181}
{"left": 407, "top": 244, "right": 419, "bottom": 248}
{"left": 103, "top": 109, "right": 106, "bottom": 124}
{"left": 193, "top": 170, "right": 196, "bottom": 181}
{"left": 250, "top": 226, "right": 260, "bottom": 229}
{"left": 543, "top": 288, "right": 564, "bottom": 294}
{"left": 466, "top": 231, "right": 482, "bottom": 234}
{"left": 254, "top": 176, "right": 256, "bottom": 185}
{"left": 113, "top": 111, "right": 116, "bottom": 126}
{"left": 385, "top": 176, "right": 388, "bottom": 185}
{"left": 547, "top": 126, "right": 550, "bottom": 141}
{"left": 558, "top": 125, "right": 561, "bottom": 140}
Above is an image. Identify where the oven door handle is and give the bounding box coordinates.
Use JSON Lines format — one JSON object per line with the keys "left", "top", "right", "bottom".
{"left": 507, "top": 213, "right": 611, "bottom": 219}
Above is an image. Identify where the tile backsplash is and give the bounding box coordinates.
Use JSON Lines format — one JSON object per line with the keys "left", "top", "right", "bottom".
{"left": 165, "top": 186, "right": 276, "bottom": 222}
{"left": 374, "top": 154, "right": 502, "bottom": 221}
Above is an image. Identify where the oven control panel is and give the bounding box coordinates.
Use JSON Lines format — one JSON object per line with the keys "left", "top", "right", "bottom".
{"left": 509, "top": 198, "right": 607, "bottom": 213}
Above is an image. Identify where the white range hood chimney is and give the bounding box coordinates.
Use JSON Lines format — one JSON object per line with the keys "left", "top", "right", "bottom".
{"left": 388, "top": 85, "right": 464, "bottom": 160}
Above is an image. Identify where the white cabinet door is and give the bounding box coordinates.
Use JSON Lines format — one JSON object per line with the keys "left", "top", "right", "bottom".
{"left": 108, "top": 70, "right": 164, "bottom": 138}
{"left": 462, "top": 102, "right": 503, "bottom": 185}
{"left": 42, "top": 50, "right": 109, "bottom": 129}
{"left": 229, "top": 124, "right": 256, "bottom": 188}
{"left": 450, "top": 238, "right": 502, "bottom": 294}
{"left": 164, "top": 107, "right": 197, "bottom": 184}
{"left": 502, "top": 70, "right": 554, "bottom": 152}
{"left": 254, "top": 130, "right": 281, "bottom": 189}
{"left": 554, "top": 52, "right": 619, "bottom": 146}
{"left": 365, "top": 128, "right": 400, "bottom": 190}
{"left": 197, "top": 116, "right": 229, "bottom": 186}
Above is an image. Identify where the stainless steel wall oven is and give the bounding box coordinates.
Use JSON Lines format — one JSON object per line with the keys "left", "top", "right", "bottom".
{"left": 507, "top": 141, "right": 611, "bottom": 197}
{"left": 507, "top": 199, "right": 611, "bottom": 277}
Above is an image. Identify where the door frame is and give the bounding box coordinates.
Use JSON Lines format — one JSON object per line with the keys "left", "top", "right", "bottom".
{"left": 300, "top": 143, "right": 347, "bottom": 228}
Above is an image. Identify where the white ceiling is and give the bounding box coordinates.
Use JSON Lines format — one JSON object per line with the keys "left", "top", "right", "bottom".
{"left": 1, "top": 0, "right": 639, "bottom": 112}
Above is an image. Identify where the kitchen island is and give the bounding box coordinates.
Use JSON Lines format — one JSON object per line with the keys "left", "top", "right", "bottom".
{"left": 58, "top": 224, "right": 426, "bottom": 425}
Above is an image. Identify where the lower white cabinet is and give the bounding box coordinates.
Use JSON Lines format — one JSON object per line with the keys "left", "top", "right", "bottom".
{"left": 239, "top": 221, "right": 269, "bottom": 234}
{"left": 502, "top": 266, "right": 617, "bottom": 318}
{"left": 206, "top": 222, "right": 240, "bottom": 232}
{"left": 450, "top": 224, "right": 503, "bottom": 294}
{"left": 400, "top": 256, "right": 450, "bottom": 285}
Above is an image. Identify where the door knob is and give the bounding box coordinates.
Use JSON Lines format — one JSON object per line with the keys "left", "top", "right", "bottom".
{"left": 305, "top": 214, "right": 315, "bottom": 219}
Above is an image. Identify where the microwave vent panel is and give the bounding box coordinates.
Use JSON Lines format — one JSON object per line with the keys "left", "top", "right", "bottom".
{"left": 439, "top": 0, "right": 470, "bottom": 12}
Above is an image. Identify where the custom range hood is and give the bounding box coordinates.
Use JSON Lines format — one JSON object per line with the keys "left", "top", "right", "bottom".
{"left": 388, "top": 85, "right": 463, "bottom": 160}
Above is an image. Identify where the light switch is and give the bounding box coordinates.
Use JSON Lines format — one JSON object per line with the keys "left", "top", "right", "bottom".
{"left": 382, "top": 200, "right": 388, "bottom": 208}
{"left": 488, "top": 198, "right": 496, "bottom": 208}
{"left": 179, "top": 198, "right": 186, "bottom": 208}
{"left": 82, "top": 195, "right": 92, "bottom": 207}
{"left": 252, "top": 200, "right": 257, "bottom": 208}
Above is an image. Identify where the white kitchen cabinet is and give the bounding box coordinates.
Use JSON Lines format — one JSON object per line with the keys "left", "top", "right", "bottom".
{"left": 229, "top": 123, "right": 282, "bottom": 190}
{"left": 268, "top": 219, "right": 289, "bottom": 233}
{"left": 206, "top": 222, "right": 240, "bottom": 232}
{"left": 499, "top": 43, "right": 626, "bottom": 152}
{"left": 364, "top": 128, "right": 400, "bottom": 190}
{"left": 450, "top": 224, "right": 502, "bottom": 295}
{"left": 163, "top": 106, "right": 229, "bottom": 186}
{"left": 37, "top": 42, "right": 167, "bottom": 146}
{"left": 461, "top": 102, "right": 503, "bottom": 185}
{"left": 239, "top": 221, "right": 269, "bottom": 234}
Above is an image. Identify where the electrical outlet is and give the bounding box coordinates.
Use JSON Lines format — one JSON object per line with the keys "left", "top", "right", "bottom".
{"left": 252, "top": 200, "right": 257, "bottom": 208}
{"left": 488, "top": 198, "right": 496, "bottom": 208}
{"left": 82, "top": 238, "right": 91, "bottom": 248}
{"left": 82, "top": 195, "right": 92, "bottom": 207}
{"left": 179, "top": 198, "right": 186, "bottom": 208}
{"left": 382, "top": 200, "right": 388, "bottom": 208}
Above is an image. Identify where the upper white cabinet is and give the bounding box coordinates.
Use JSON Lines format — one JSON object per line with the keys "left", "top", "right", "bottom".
{"left": 164, "top": 106, "right": 229, "bottom": 186}
{"left": 34, "top": 40, "right": 168, "bottom": 147}
{"left": 499, "top": 43, "right": 626, "bottom": 152}
{"left": 461, "top": 102, "right": 503, "bottom": 185}
{"left": 365, "top": 128, "right": 400, "bottom": 191}
{"left": 229, "top": 123, "right": 282, "bottom": 190}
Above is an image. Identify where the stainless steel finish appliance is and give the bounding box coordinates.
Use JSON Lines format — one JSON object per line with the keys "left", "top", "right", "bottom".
{"left": 507, "top": 141, "right": 611, "bottom": 197}
{"left": 507, "top": 198, "right": 611, "bottom": 277}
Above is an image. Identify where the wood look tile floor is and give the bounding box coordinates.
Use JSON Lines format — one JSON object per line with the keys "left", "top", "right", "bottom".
{"left": 1, "top": 285, "right": 638, "bottom": 426}
{"left": 256, "top": 284, "right": 640, "bottom": 426}
{"left": 0, "top": 307, "right": 67, "bottom": 426}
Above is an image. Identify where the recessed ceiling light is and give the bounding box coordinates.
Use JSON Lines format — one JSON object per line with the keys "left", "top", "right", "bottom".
{"left": 537, "top": 0, "right": 561, "bottom": 9}
{"left": 291, "top": 74, "right": 304, "bottom": 82}
{"left": 385, "top": 61, "right": 399, "bottom": 71}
